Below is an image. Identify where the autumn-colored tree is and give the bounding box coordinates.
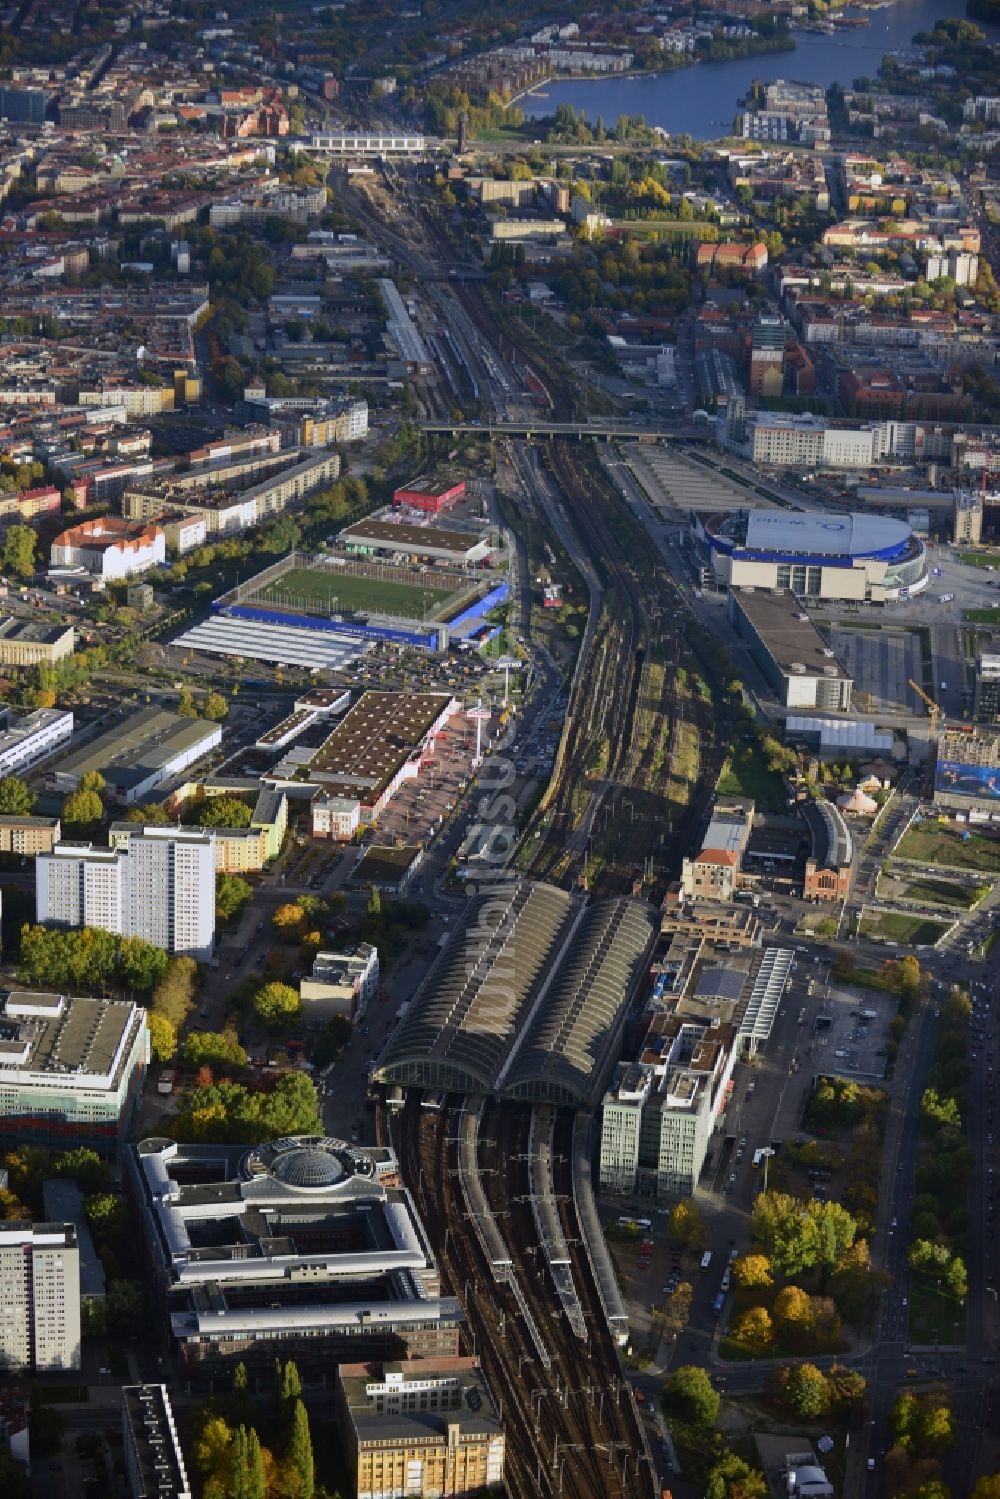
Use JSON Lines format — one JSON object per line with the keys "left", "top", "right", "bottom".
{"left": 784, "top": 1363, "right": 830, "bottom": 1418}
{"left": 732, "top": 1253, "right": 773, "bottom": 1289}
{"left": 669, "top": 1199, "right": 709, "bottom": 1250}
{"left": 731, "top": 1305, "right": 773, "bottom": 1349}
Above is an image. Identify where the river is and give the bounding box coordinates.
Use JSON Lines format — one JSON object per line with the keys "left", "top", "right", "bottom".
{"left": 520, "top": 0, "right": 1000, "bottom": 140}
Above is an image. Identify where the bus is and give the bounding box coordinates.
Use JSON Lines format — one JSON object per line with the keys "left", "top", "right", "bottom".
{"left": 618, "top": 1215, "right": 653, "bottom": 1232}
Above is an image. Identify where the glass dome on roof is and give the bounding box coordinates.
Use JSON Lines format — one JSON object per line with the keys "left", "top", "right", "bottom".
{"left": 271, "top": 1145, "right": 345, "bottom": 1190}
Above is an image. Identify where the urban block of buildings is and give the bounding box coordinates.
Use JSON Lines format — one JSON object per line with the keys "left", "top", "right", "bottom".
{"left": 50, "top": 706, "right": 221, "bottom": 804}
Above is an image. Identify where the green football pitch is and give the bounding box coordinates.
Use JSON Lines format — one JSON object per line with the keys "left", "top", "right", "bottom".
{"left": 255, "top": 567, "right": 457, "bottom": 619}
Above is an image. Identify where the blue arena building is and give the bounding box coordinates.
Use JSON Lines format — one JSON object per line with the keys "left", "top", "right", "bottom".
{"left": 692, "top": 508, "right": 927, "bottom": 603}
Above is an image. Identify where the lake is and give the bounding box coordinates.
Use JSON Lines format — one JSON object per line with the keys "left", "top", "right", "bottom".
{"left": 520, "top": 0, "right": 1000, "bottom": 140}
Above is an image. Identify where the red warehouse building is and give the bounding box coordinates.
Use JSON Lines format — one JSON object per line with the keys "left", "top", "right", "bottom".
{"left": 393, "top": 474, "right": 466, "bottom": 514}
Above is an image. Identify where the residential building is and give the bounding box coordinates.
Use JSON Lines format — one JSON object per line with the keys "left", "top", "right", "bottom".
{"left": 0, "top": 815, "right": 60, "bottom": 856}
{"left": 0, "top": 619, "right": 75, "bottom": 669}
{"left": 0, "top": 990, "right": 148, "bottom": 1150}
{"left": 953, "top": 488, "right": 984, "bottom": 545}
{"left": 301, "top": 945, "right": 379, "bottom": 1021}
{"left": 50, "top": 518, "right": 166, "bottom": 580}
{"left": 311, "top": 794, "right": 361, "bottom": 841}
{"left": 0, "top": 709, "right": 74, "bottom": 778}
{"left": 37, "top": 830, "right": 216, "bottom": 960}
{"left": 122, "top": 1385, "right": 191, "bottom": 1499}
{"left": 128, "top": 1135, "right": 461, "bottom": 1379}
{"left": 727, "top": 590, "right": 854, "bottom": 710}
{"left": 335, "top": 1358, "right": 505, "bottom": 1499}
{"left": 50, "top": 706, "right": 221, "bottom": 804}
{"left": 0, "top": 1222, "right": 80, "bottom": 1373}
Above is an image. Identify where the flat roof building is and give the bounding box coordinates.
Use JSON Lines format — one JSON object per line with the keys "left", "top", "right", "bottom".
{"left": 974, "top": 652, "right": 1000, "bottom": 724}
{"left": 0, "top": 618, "right": 75, "bottom": 668}
{"left": 122, "top": 1385, "right": 191, "bottom": 1499}
{"left": 335, "top": 1357, "right": 505, "bottom": 1499}
{"left": 0, "top": 990, "right": 148, "bottom": 1150}
{"left": 340, "top": 516, "right": 493, "bottom": 565}
{"left": 0, "top": 708, "right": 74, "bottom": 779}
{"left": 0, "top": 814, "right": 60, "bottom": 856}
{"left": 128, "top": 1135, "right": 460, "bottom": 1379}
{"left": 728, "top": 589, "right": 853, "bottom": 711}
{"left": 290, "top": 691, "right": 456, "bottom": 820}
{"left": 934, "top": 725, "right": 1000, "bottom": 819}
{"left": 50, "top": 706, "right": 221, "bottom": 803}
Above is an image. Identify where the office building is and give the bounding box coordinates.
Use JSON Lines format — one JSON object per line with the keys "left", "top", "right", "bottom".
{"left": 0, "top": 619, "right": 75, "bottom": 669}
{"left": 335, "top": 1358, "right": 505, "bottom": 1499}
{"left": 974, "top": 652, "right": 1000, "bottom": 722}
{"left": 0, "top": 1222, "right": 80, "bottom": 1372}
{"left": 934, "top": 725, "right": 1000, "bottom": 821}
{"left": 37, "top": 829, "right": 215, "bottom": 961}
{"left": 128, "top": 1135, "right": 461, "bottom": 1379}
{"left": 50, "top": 706, "right": 221, "bottom": 804}
{"left": 749, "top": 315, "right": 785, "bottom": 400}
{"left": 122, "top": 1385, "right": 191, "bottom": 1499}
{"left": 727, "top": 590, "right": 854, "bottom": 710}
{"left": 0, "top": 708, "right": 73, "bottom": 778}
{"left": 953, "top": 489, "right": 984, "bottom": 546}
{"left": 301, "top": 944, "right": 379, "bottom": 1021}
{"left": 0, "top": 815, "right": 60, "bottom": 856}
{"left": 0, "top": 990, "right": 148, "bottom": 1150}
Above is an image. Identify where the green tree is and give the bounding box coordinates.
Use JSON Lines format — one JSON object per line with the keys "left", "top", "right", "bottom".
{"left": 2, "top": 524, "right": 36, "bottom": 577}
{"left": 281, "top": 1359, "right": 303, "bottom": 1405}
{"left": 148, "top": 1011, "right": 177, "bottom": 1062}
{"left": 62, "top": 787, "right": 104, "bottom": 827}
{"left": 231, "top": 1426, "right": 248, "bottom": 1499}
{"left": 367, "top": 882, "right": 381, "bottom": 916}
{"left": 53, "top": 1146, "right": 108, "bottom": 1194}
{"left": 183, "top": 1030, "right": 247, "bottom": 1069}
{"left": 217, "top": 872, "right": 253, "bottom": 921}
{"left": 177, "top": 687, "right": 198, "bottom": 718}
{"left": 199, "top": 797, "right": 253, "bottom": 829}
{"left": 706, "top": 1451, "right": 767, "bottom": 1499}
{"left": 246, "top": 1427, "right": 265, "bottom": 1499}
{"left": 920, "top": 1400, "right": 954, "bottom": 1454}
{"left": 827, "top": 1364, "right": 867, "bottom": 1406}
{"left": 287, "top": 1399, "right": 314, "bottom": 1499}
{"left": 79, "top": 771, "right": 105, "bottom": 795}
{"left": 203, "top": 691, "right": 229, "bottom": 721}
{"left": 85, "top": 1191, "right": 127, "bottom": 1240}
{"left": 124, "top": 802, "right": 173, "bottom": 825}
{"left": 784, "top": 1363, "right": 830, "bottom": 1418}
{"left": 945, "top": 1255, "right": 968, "bottom": 1300}
{"left": 973, "top": 1476, "right": 1000, "bottom": 1498}
{"left": 732, "top": 1253, "right": 773, "bottom": 1289}
{"left": 253, "top": 981, "right": 300, "bottom": 1028}
{"left": 0, "top": 775, "right": 36, "bottom": 815}
{"left": 105, "top": 1278, "right": 143, "bottom": 1335}
{"left": 152, "top": 955, "right": 198, "bottom": 1028}
{"left": 669, "top": 1199, "right": 708, "bottom": 1250}
{"left": 662, "top": 1365, "right": 719, "bottom": 1429}
{"left": 921, "top": 1088, "right": 962, "bottom": 1130}
{"left": 118, "top": 934, "right": 168, "bottom": 991}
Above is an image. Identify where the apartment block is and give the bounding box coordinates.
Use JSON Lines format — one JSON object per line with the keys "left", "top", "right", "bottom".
{"left": 37, "top": 829, "right": 215, "bottom": 960}
{"left": 0, "top": 815, "right": 60, "bottom": 855}
{"left": 0, "top": 1222, "right": 80, "bottom": 1372}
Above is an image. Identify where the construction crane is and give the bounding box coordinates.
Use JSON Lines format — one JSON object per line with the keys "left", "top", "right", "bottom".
{"left": 908, "top": 679, "right": 942, "bottom": 740}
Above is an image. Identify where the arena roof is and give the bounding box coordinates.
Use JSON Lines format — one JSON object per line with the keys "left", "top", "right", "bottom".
{"left": 743, "top": 510, "right": 911, "bottom": 560}
{"left": 374, "top": 880, "right": 655, "bottom": 1106}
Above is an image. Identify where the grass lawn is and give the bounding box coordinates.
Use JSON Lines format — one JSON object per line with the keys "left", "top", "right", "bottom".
{"left": 963, "top": 607, "right": 1000, "bottom": 623}
{"left": 256, "top": 566, "right": 457, "bottom": 620}
{"left": 716, "top": 743, "right": 787, "bottom": 812}
{"left": 958, "top": 551, "right": 1000, "bottom": 568}
{"left": 908, "top": 1275, "right": 966, "bottom": 1346}
{"left": 859, "top": 911, "right": 949, "bottom": 946}
{"left": 896, "top": 823, "right": 1000, "bottom": 874}
{"left": 900, "top": 877, "right": 987, "bottom": 910}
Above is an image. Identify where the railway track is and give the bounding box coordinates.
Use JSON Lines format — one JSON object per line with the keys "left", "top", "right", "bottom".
{"left": 391, "top": 1098, "right": 656, "bottom": 1499}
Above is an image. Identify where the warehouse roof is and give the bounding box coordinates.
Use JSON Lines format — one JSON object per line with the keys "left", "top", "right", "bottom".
{"left": 340, "top": 518, "right": 485, "bottom": 557}
{"left": 306, "top": 691, "right": 454, "bottom": 802}
{"left": 730, "top": 590, "right": 851, "bottom": 681}
{"left": 51, "top": 706, "right": 218, "bottom": 789}
{"left": 375, "top": 881, "right": 654, "bottom": 1104}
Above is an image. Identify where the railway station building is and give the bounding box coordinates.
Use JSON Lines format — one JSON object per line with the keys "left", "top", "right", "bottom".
{"left": 373, "top": 879, "right": 656, "bottom": 1106}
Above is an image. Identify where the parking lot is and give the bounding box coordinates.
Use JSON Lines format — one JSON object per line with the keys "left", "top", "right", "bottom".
{"left": 811, "top": 978, "right": 896, "bottom": 1082}
{"left": 373, "top": 710, "right": 499, "bottom": 849}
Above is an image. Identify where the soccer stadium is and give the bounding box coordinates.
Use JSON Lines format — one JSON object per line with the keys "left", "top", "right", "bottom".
{"left": 691, "top": 508, "right": 927, "bottom": 604}
{"left": 171, "top": 550, "right": 509, "bottom": 665}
